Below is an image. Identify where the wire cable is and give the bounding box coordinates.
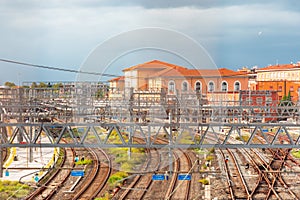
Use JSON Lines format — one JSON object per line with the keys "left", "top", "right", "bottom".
{"left": 0, "top": 58, "right": 118, "bottom": 77}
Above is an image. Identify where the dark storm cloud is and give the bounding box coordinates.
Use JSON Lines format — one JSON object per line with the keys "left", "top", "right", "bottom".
{"left": 74, "top": 0, "right": 300, "bottom": 11}
{"left": 2, "top": 0, "right": 300, "bottom": 13}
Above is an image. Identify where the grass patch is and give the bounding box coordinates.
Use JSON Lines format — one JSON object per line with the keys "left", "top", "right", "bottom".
{"left": 108, "top": 171, "right": 128, "bottom": 186}
{"left": 292, "top": 150, "right": 300, "bottom": 158}
{"left": 205, "top": 155, "right": 214, "bottom": 162}
{"left": 235, "top": 135, "right": 250, "bottom": 142}
{"left": 75, "top": 159, "right": 93, "bottom": 165}
{"left": 0, "top": 180, "right": 33, "bottom": 199}
{"left": 194, "top": 148, "right": 207, "bottom": 154}
{"left": 106, "top": 130, "right": 128, "bottom": 144}
{"left": 108, "top": 147, "right": 146, "bottom": 172}
{"left": 177, "top": 131, "right": 194, "bottom": 144}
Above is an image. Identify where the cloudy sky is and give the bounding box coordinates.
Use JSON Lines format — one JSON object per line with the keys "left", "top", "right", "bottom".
{"left": 1, "top": 0, "right": 300, "bottom": 84}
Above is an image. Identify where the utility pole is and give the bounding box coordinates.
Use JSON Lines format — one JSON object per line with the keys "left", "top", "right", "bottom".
{"left": 0, "top": 133, "right": 2, "bottom": 178}
{"left": 284, "top": 80, "right": 287, "bottom": 98}
{"left": 168, "top": 112, "right": 173, "bottom": 176}
{"left": 128, "top": 88, "right": 134, "bottom": 159}
{"left": 0, "top": 108, "right": 3, "bottom": 177}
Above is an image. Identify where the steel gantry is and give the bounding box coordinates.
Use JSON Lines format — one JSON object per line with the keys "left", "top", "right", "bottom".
{"left": 1, "top": 83, "right": 300, "bottom": 177}
{"left": 1, "top": 83, "right": 300, "bottom": 149}
{"left": 1, "top": 122, "right": 300, "bottom": 149}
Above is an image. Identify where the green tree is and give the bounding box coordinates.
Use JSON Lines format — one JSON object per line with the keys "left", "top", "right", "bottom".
{"left": 4, "top": 82, "right": 16, "bottom": 88}
{"left": 53, "top": 83, "right": 63, "bottom": 89}
{"left": 278, "top": 91, "right": 295, "bottom": 121}
{"left": 95, "top": 85, "right": 109, "bottom": 99}
{"left": 38, "top": 82, "right": 47, "bottom": 88}
{"left": 31, "top": 82, "right": 37, "bottom": 88}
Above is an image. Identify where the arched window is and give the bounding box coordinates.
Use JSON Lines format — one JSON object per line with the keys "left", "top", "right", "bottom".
{"left": 221, "top": 81, "right": 228, "bottom": 92}
{"left": 195, "top": 81, "right": 201, "bottom": 93}
{"left": 168, "top": 81, "right": 175, "bottom": 94}
{"left": 208, "top": 81, "right": 214, "bottom": 92}
{"left": 234, "top": 81, "right": 241, "bottom": 91}
{"left": 182, "top": 81, "right": 188, "bottom": 92}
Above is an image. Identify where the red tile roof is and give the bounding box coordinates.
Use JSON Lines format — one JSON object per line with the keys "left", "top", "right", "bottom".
{"left": 122, "top": 60, "right": 187, "bottom": 72}
{"left": 110, "top": 60, "right": 248, "bottom": 82}
{"left": 259, "top": 64, "right": 300, "bottom": 71}
{"left": 108, "top": 76, "right": 124, "bottom": 82}
{"left": 149, "top": 67, "right": 246, "bottom": 78}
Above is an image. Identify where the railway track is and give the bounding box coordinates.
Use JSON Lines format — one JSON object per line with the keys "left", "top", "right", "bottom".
{"left": 220, "top": 149, "right": 251, "bottom": 200}
{"left": 2, "top": 147, "right": 7, "bottom": 162}
{"left": 154, "top": 137, "right": 192, "bottom": 200}
{"left": 245, "top": 130, "right": 300, "bottom": 199}
{"left": 116, "top": 136, "right": 193, "bottom": 200}
{"left": 165, "top": 150, "right": 192, "bottom": 200}
{"left": 25, "top": 146, "right": 75, "bottom": 200}
{"left": 116, "top": 147, "right": 160, "bottom": 200}
{"left": 240, "top": 148, "right": 299, "bottom": 199}
{"left": 206, "top": 129, "right": 300, "bottom": 199}
{"left": 71, "top": 148, "right": 111, "bottom": 200}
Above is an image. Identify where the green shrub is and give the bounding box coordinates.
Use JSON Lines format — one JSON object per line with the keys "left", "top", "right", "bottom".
{"left": 209, "top": 148, "right": 215, "bottom": 154}
{"left": 75, "top": 159, "right": 93, "bottom": 165}
{"left": 235, "top": 135, "right": 249, "bottom": 142}
{"left": 292, "top": 150, "right": 300, "bottom": 158}
{"left": 108, "top": 171, "right": 128, "bottom": 186}
{"left": 205, "top": 155, "right": 214, "bottom": 162}
{"left": 198, "top": 178, "right": 209, "bottom": 185}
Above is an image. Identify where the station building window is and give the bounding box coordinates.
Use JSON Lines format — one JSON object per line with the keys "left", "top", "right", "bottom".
{"left": 168, "top": 81, "right": 175, "bottom": 94}
{"left": 208, "top": 81, "right": 215, "bottom": 92}
{"left": 182, "top": 81, "right": 188, "bottom": 92}
{"left": 221, "top": 81, "right": 228, "bottom": 92}
{"left": 195, "top": 81, "right": 201, "bottom": 93}
{"left": 256, "top": 97, "right": 263, "bottom": 105}
{"left": 234, "top": 81, "right": 241, "bottom": 91}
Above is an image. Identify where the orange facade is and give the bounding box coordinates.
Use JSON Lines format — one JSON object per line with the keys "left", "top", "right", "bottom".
{"left": 257, "top": 81, "right": 300, "bottom": 102}
{"left": 112, "top": 60, "right": 250, "bottom": 95}
{"left": 256, "top": 63, "right": 300, "bottom": 102}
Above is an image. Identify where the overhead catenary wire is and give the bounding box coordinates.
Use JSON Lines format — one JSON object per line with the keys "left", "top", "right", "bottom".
{"left": 0, "top": 58, "right": 249, "bottom": 81}
{"left": 0, "top": 58, "right": 148, "bottom": 80}
{"left": 0, "top": 58, "right": 118, "bottom": 77}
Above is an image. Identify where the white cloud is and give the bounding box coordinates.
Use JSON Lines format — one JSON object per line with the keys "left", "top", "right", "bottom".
{"left": 0, "top": 1, "right": 300, "bottom": 83}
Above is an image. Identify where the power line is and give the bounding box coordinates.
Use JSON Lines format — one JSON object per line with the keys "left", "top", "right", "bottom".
{"left": 0, "top": 58, "right": 155, "bottom": 80}
{"left": 0, "top": 58, "right": 118, "bottom": 77}
{"left": 0, "top": 58, "right": 249, "bottom": 81}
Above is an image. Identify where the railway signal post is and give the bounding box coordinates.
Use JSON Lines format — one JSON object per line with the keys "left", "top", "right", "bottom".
{"left": 0, "top": 146, "right": 2, "bottom": 178}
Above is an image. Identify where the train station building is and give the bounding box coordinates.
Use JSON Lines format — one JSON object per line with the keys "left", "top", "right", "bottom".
{"left": 256, "top": 62, "right": 300, "bottom": 102}
{"left": 109, "top": 60, "right": 250, "bottom": 104}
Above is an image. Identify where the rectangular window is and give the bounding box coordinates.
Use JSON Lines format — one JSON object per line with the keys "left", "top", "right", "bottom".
{"left": 266, "top": 97, "right": 272, "bottom": 103}
{"left": 246, "top": 97, "right": 252, "bottom": 104}
{"left": 256, "top": 97, "right": 263, "bottom": 105}
{"left": 290, "top": 86, "right": 294, "bottom": 91}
